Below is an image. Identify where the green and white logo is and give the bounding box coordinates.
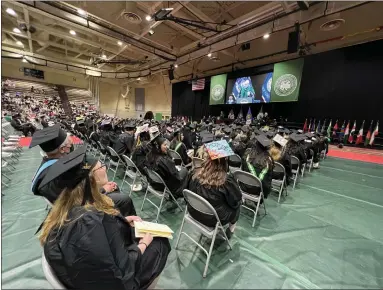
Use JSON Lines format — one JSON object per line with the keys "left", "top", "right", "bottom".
{"left": 211, "top": 84, "right": 225, "bottom": 101}
{"left": 274, "top": 74, "right": 298, "bottom": 97}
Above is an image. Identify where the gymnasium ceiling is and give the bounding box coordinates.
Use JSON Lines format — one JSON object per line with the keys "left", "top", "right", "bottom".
{"left": 2, "top": 1, "right": 383, "bottom": 84}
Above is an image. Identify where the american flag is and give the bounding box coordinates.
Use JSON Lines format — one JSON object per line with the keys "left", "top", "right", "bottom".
{"left": 192, "top": 78, "right": 205, "bottom": 91}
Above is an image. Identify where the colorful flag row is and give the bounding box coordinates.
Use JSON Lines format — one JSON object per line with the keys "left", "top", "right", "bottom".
{"left": 303, "top": 119, "right": 379, "bottom": 146}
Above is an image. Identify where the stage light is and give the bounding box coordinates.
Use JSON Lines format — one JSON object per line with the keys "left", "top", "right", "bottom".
{"left": 117, "top": 41, "right": 123, "bottom": 46}
{"left": 69, "top": 30, "right": 76, "bottom": 35}
{"left": 146, "top": 15, "right": 152, "bottom": 21}
{"left": 78, "top": 9, "right": 86, "bottom": 16}
{"left": 102, "top": 54, "right": 107, "bottom": 59}
{"left": 13, "top": 28, "right": 21, "bottom": 33}
{"left": 148, "top": 29, "right": 155, "bottom": 36}
{"left": 174, "top": 64, "right": 178, "bottom": 68}
{"left": 263, "top": 33, "right": 270, "bottom": 39}
{"left": 6, "top": 8, "right": 16, "bottom": 16}
{"left": 137, "top": 77, "right": 141, "bottom": 81}
{"left": 16, "top": 41, "right": 23, "bottom": 46}
{"left": 207, "top": 53, "right": 212, "bottom": 57}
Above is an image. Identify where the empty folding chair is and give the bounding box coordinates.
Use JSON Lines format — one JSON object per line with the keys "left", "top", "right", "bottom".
{"left": 168, "top": 149, "right": 184, "bottom": 167}
{"left": 271, "top": 162, "right": 288, "bottom": 203}
{"left": 233, "top": 170, "right": 267, "bottom": 227}
{"left": 106, "top": 146, "right": 123, "bottom": 181}
{"left": 41, "top": 251, "right": 66, "bottom": 289}
{"left": 97, "top": 141, "right": 108, "bottom": 163}
{"left": 141, "top": 168, "right": 182, "bottom": 222}
{"left": 290, "top": 156, "right": 300, "bottom": 190}
{"left": 120, "top": 155, "right": 145, "bottom": 195}
{"left": 307, "top": 149, "right": 314, "bottom": 172}
{"left": 175, "top": 189, "right": 232, "bottom": 278}
{"left": 228, "top": 154, "right": 242, "bottom": 173}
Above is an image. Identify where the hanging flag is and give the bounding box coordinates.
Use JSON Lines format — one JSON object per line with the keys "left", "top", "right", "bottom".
{"left": 192, "top": 78, "right": 205, "bottom": 91}
{"left": 307, "top": 119, "right": 312, "bottom": 131}
{"left": 332, "top": 120, "right": 339, "bottom": 137}
{"left": 355, "top": 120, "right": 365, "bottom": 145}
{"left": 209, "top": 74, "right": 227, "bottom": 105}
{"left": 326, "top": 119, "right": 332, "bottom": 138}
{"left": 343, "top": 121, "right": 350, "bottom": 143}
{"left": 246, "top": 107, "right": 252, "bottom": 125}
{"left": 311, "top": 119, "right": 316, "bottom": 132}
{"left": 303, "top": 119, "right": 308, "bottom": 132}
{"left": 364, "top": 120, "right": 374, "bottom": 146}
{"left": 237, "top": 107, "right": 243, "bottom": 119}
{"left": 348, "top": 121, "right": 356, "bottom": 143}
{"left": 321, "top": 119, "right": 327, "bottom": 134}
{"left": 228, "top": 109, "right": 235, "bottom": 120}
{"left": 369, "top": 121, "right": 379, "bottom": 146}
{"left": 339, "top": 121, "right": 346, "bottom": 141}
{"left": 316, "top": 120, "right": 321, "bottom": 133}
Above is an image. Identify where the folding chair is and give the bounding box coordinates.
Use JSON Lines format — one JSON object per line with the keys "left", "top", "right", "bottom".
{"left": 41, "top": 251, "right": 66, "bottom": 289}
{"left": 141, "top": 168, "right": 182, "bottom": 222}
{"left": 228, "top": 154, "right": 242, "bottom": 173}
{"left": 168, "top": 149, "right": 184, "bottom": 166}
{"left": 106, "top": 146, "right": 123, "bottom": 181}
{"left": 271, "top": 162, "right": 288, "bottom": 203}
{"left": 97, "top": 141, "right": 108, "bottom": 163}
{"left": 291, "top": 156, "right": 300, "bottom": 190}
{"left": 121, "top": 155, "right": 144, "bottom": 195}
{"left": 175, "top": 189, "right": 232, "bottom": 278}
{"left": 320, "top": 149, "right": 326, "bottom": 160}
{"left": 2, "top": 161, "right": 12, "bottom": 188}
{"left": 233, "top": 170, "right": 267, "bottom": 227}
{"left": 307, "top": 149, "right": 314, "bottom": 172}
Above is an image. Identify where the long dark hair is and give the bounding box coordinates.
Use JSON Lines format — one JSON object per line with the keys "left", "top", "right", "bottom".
{"left": 144, "top": 111, "right": 154, "bottom": 120}
{"left": 146, "top": 137, "right": 167, "bottom": 168}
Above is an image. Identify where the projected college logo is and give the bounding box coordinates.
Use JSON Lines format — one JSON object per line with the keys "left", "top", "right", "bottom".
{"left": 211, "top": 84, "right": 225, "bottom": 101}
{"left": 274, "top": 74, "right": 298, "bottom": 96}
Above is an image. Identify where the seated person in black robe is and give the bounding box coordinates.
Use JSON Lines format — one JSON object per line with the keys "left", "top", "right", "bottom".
{"left": 39, "top": 148, "right": 171, "bottom": 290}
{"left": 113, "top": 123, "right": 136, "bottom": 157}
{"left": 269, "top": 136, "right": 292, "bottom": 185}
{"left": 242, "top": 134, "right": 274, "bottom": 199}
{"left": 30, "top": 125, "right": 136, "bottom": 216}
{"left": 286, "top": 133, "right": 307, "bottom": 169}
{"left": 10, "top": 113, "right": 36, "bottom": 136}
{"left": 131, "top": 131, "right": 151, "bottom": 174}
{"left": 169, "top": 129, "right": 191, "bottom": 166}
{"left": 145, "top": 133, "right": 188, "bottom": 199}
{"left": 186, "top": 141, "right": 242, "bottom": 239}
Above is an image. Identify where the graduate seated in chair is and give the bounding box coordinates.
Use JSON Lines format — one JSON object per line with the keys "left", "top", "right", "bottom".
{"left": 186, "top": 140, "right": 242, "bottom": 239}
{"left": 39, "top": 147, "right": 171, "bottom": 290}
{"left": 169, "top": 129, "right": 191, "bottom": 166}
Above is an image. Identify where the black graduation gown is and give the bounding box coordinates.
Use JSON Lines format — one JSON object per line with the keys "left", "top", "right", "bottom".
{"left": 146, "top": 155, "right": 188, "bottom": 198}
{"left": 131, "top": 142, "right": 151, "bottom": 174}
{"left": 241, "top": 156, "right": 273, "bottom": 198}
{"left": 44, "top": 207, "right": 171, "bottom": 290}
{"left": 272, "top": 151, "right": 292, "bottom": 185}
{"left": 186, "top": 175, "right": 242, "bottom": 227}
{"left": 169, "top": 140, "right": 191, "bottom": 165}
{"left": 289, "top": 144, "right": 307, "bottom": 167}
{"left": 114, "top": 133, "right": 135, "bottom": 156}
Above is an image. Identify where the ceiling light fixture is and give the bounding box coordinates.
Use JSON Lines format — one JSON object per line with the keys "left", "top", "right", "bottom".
{"left": 78, "top": 9, "right": 86, "bottom": 16}
{"left": 207, "top": 53, "right": 212, "bottom": 57}
{"left": 174, "top": 64, "right": 178, "bottom": 68}
{"left": 69, "top": 30, "right": 76, "bottom": 35}
{"left": 13, "top": 28, "right": 21, "bottom": 33}
{"left": 22, "top": 58, "right": 27, "bottom": 63}
{"left": 263, "top": 33, "right": 270, "bottom": 39}
{"left": 6, "top": 8, "right": 16, "bottom": 16}
{"left": 102, "top": 54, "right": 107, "bottom": 59}
{"left": 117, "top": 41, "right": 123, "bottom": 46}
{"left": 16, "top": 41, "right": 23, "bottom": 46}
{"left": 145, "top": 15, "right": 152, "bottom": 21}
{"left": 148, "top": 29, "right": 155, "bottom": 35}
{"left": 137, "top": 77, "right": 141, "bottom": 81}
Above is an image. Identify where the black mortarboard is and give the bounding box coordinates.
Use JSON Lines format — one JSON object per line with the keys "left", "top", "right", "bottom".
{"left": 290, "top": 133, "right": 306, "bottom": 143}
{"left": 223, "top": 126, "right": 232, "bottom": 135}
{"left": 124, "top": 122, "right": 136, "bottom": 129}
{"left": 255, "top": 134, "right": 272, "bottom": 148}
{"left": 253, "top": 128, "right": 263, "bottom": 135}
{"left": 305, "top": 132, "right": 315, "bottom": 138}
{"left": 29, "top": 124, "right": 68, "bottom": 152}
{"left": 283, "top": 128, "right": 291, "bottom": 134}
{"left": 201, "top": 133, "right": 214, "bottom": 144}
{"left": 266, "top": 131, "right": 276, "bottom": 139}
{"left": 38, "top": 146, "right": 94, "bottom": 190}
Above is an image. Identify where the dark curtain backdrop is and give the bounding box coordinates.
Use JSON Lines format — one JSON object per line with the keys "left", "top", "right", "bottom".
{"left": 172, "top": 39, "right": 383, "bottom": 127}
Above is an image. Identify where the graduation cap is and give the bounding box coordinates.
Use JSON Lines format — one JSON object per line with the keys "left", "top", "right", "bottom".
{"left": 201, "top": 133, "right": 214, "bottom": 144}
{"left": 204, "top": 140, "right": 234, "bottom": 160}
{"left": 305, "top": 132, "right": 315, "bottom": 138}
{"left": 255, "top": 134, "right": 272, "bottom": 148}
{"left": 124, "top": 122, "right": 136, "bottom": 130}
{"left": 241, "top": 125, "right": 250, "bottom": 133}
{"left": 266, "top": 131, "right": 276, "bottom": 139}
{"left": 29, "top": 124, "right": 68, "bottom": 152}
{"left": 290, "top": 133, "right": 306, "bottom": 143}
{"left": 273, "top": 134, "right": 288, "bottom": 147}
{"left": 253, "top": 128, "right": 263, "bottom": 135}
{"left": 223, "top": 126, "right": 232, "bottom": 135}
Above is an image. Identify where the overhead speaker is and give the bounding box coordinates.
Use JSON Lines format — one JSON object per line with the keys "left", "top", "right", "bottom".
{"left": 168, "top": 68, "right": 174, "bottom": 81}
{"left": 241, "top": 43, "right": 250, "bottom": 51}
{"left": 287, "top": 23, "right": 300, "bottom": 54}
{"left": 297, "top": 1, "right": 309, "bottom": 10}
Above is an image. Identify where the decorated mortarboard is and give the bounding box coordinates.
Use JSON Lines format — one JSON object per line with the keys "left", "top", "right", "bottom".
{"left": 273, "top": 134, "right": 288, "bottom": 147}
{"left": 255, "top": 134, "right": 272, "bottom": 148}
{"left": 29, "top": 124, "right": 67, "bottom": 152}
{"left": 204, "top": 140, "right": 234, "bottom": 160}
{"left": 290, "top": 133, "right": 306, "bottom": 143}
{"left": 149, "top": 126, "right": 160, "bottom": 142}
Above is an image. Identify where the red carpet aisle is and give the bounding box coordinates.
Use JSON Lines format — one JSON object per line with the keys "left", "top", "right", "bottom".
{"left": 328, "top": 145, "right": 383, "bottom": 165}
{"left": 18, "top": 136, "right": 82, "bottom": 147}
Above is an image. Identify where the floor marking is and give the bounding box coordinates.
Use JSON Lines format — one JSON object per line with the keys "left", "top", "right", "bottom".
{"left": 313, "top": 172, "right": 383, "bottom": 191}
{"left": 320, "top": 165, "right": 383, "bottom": 179}
{"left": 300, "top": 184, "right": 383, "bottom": 209}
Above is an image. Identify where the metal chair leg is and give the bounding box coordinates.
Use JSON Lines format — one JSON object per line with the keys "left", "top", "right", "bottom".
{"left": 203, "top": 226, "right": 218, "bottom": 278}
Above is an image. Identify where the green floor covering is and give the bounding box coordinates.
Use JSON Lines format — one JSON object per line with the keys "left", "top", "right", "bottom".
{"left": 2, "top": 148, "right": 383, "bottom": 289}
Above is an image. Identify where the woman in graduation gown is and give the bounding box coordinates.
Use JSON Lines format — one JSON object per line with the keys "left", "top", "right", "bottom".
{"left": 187, "top": 142, "right": 242, "bottom": 238}
{"left": 169, "top": 129, "right": 191, "bottom": 166}
{"left": 269, "top": 136, "right": 292, "bottom": 185}
{"left": 39, "top": 148, "right": 171, "bottom": 290}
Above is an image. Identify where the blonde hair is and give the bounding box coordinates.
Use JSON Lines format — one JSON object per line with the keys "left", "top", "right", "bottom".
{"left": 39, "top": 173, "right": 118, "bottom": 245}
{"left": 193, "top": 155, "right": 227, "bottom": 188}
{"left": 269, "top": 145, "right": 282, "bottom": 161}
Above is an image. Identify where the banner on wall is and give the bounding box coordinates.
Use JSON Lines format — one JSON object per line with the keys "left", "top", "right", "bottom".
{"left": 271, "top": 58, "right": 304, "bottom": 102}
{"left": 209, "top": 74, "right": 227, "bottom": 105}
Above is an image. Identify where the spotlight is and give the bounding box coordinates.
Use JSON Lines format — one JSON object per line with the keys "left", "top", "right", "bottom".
{"left": 263, "top": 33, "right": 270, "bottom": 39}
{"left": 6, "top": 8, "right": 16, "bottom": 16}
{"left": 13, "top": 28, "right": 21, "bottom": 33}
{"left": 148, "top": 29, "right": 154, "bottom": 36}
{"left": 207, "top": 53, "right": 212, "bottom": 57}
{"left": 117, "top": 41, "right": 123, "bottom": 46}
{"left": 69, "top": 30, "right": 76, "bottom": 35}
{"left": 174, "top": 64, "right": 178, "bottom": 68}
{"left": 145, "top": 15, "right": 152, "bottom": 21}
{"left": 137, "top": 77, "right": 141, "bottom": 81}
{"left": 16, "top": 41, "right": 23, "bottom": 46}
{"left": 78, "top": 9, "right": 86, "bottom": 16}
{"left": 22, "top": 58, "right": 27, "bottom": 63}
{"left": 102, "top": 54, "right": 107, "bottom": 59}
